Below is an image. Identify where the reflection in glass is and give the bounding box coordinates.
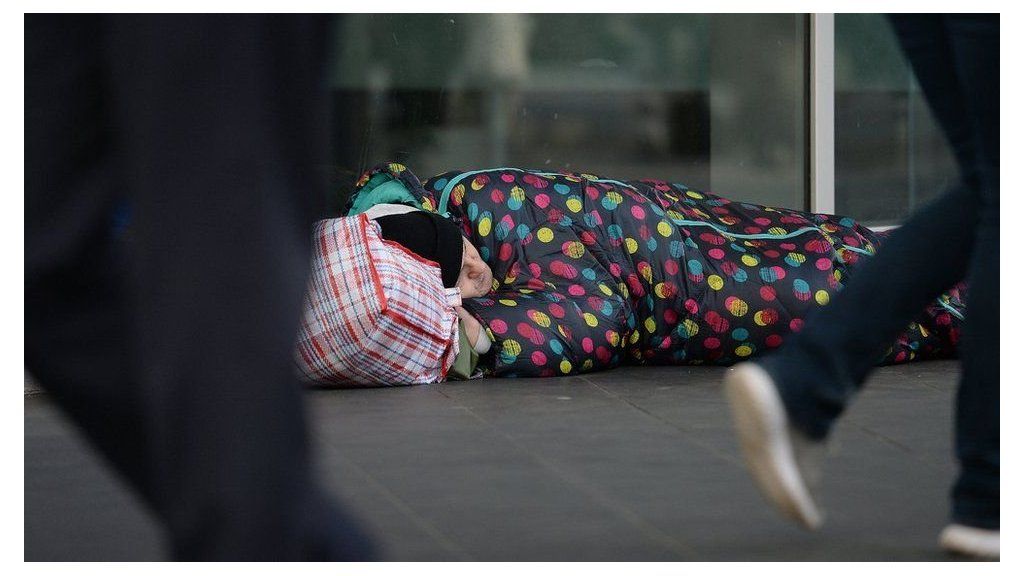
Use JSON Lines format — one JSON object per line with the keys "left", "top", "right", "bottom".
{"left": 331, "top": 14, "right": 807, "bottom": 211}
{"left": 834, "top": 14, "right": 957, "bottom": 226}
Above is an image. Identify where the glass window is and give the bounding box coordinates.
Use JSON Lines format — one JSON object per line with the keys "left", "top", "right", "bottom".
{"left": 834, "top": 14, "right": 958, "bottom": 226}
{"left": 330, "top": 14, "right": 808, "bottom": 211}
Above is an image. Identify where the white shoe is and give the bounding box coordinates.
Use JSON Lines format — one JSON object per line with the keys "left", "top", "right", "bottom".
{"left": 939, "top": 524, "right": 999, "bottom": 560}
{"left": 724, "top": 362, "right": 825, "bottom": 530}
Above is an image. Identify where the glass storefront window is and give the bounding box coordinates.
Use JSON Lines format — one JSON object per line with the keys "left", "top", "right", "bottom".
{"left": 330, "top": 14, "right": 808, "bottom": 211}
{"left": 834, "top": 14, "right": 958, "bottom": 226}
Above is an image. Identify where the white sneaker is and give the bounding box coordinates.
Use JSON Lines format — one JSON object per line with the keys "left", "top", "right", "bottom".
{"left": 724, "top": 362, "right": 825, "bottom": 530}
{"left": 939, "top": 524, "right": 999, "bottom": 560}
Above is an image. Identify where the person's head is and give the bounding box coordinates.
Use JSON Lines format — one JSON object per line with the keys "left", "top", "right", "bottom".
{"left": 456, "top": 236, "right": 493, "bottom": 298}
{"left": 374, "top": 209, "right": 492, "bottom": 297}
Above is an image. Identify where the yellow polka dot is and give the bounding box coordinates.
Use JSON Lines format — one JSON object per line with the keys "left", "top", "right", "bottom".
{"left": 498, "top": 299, "right": 517, "bottom": 307}
{"left": 666, "top": 210, "right": 684, "bottom": 222}
{"left": 708, "top": 275, "right": 724, "bottom": 290}
{"left": 625, "top": 238, "right": 639, "bottom": 254}
{"left": 478, "top": 216, "right": 492, "bottom": 237}
{"left": 531, "top": 311, "right": 551, "bottom": 328}
{"left": 598, "top": 283, "right": 613, "bottom": 296}
{"left": 728, "top": 299, "right": 748, "bottom": 317}
{"left": 654, "top": 283, "right": 670, "bottom": 298}
{"left": 559, "top": 359, "right": 573, "bottom": 374}
{"left": 511, "top": 186, "right": 525, "bottom": 201}
{"left": 558, "top": 325, "right": 569, "bottom": 339}
{"left": 607, "top": 332, "right": 620, "bottom": 346}
{"left": 537, "top": 228, "right": 554, "bottom": 243}
{"left": 686, "top": 191, "right": 704, "bottom": 199}
{"left": 645, "top": 317, "right": 656, "bottom": 333}
{"left": 754, "top": 311, "right": 768, "bottom": 326}
{"left": 815, "top": 290, "right": 830, "bottom": 305}
{"left": 630, "top": 330, "right": 641, "bottom": 344}
{"left": 607, "top": 191, "right": 623, "bottom": 204}
{"left": 388, "top": 162, "right": 406, "bottom": 173}
{"left": 741, "top": 254, "right": 759, "bottom": 267}
{"left": 684, "top": 319, "right": 699, "bottom": 337}
{"left": 787, "top": 252, "right": 805, "bottom": 264}
{"left": 640, "top": 266, "right": 652, "bottom": 283}
{"left": 736, "top": 345, "right": 753, "bottom": 357}
{"left": 768, "top": 227, "right": 787, "bottom": 235}
{"left": 470, "top": 177, "right": 486, "bottom": 191}
{"left": 657, "top": 221, "right": 673, "bottom": 237}
{"left": 502, "top": 339, "right": 521, "bottom": 356}
{"left": 566, "top": 198, "right": 582, "bottom": 213}
{"left": 583, "top": 313, "right": 598, "bottom": 327}
{"left": 583, "top": 359, "right": 594, "bottom": 370}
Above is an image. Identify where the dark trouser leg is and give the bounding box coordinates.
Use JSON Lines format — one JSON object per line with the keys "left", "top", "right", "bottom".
{"left": 760, "top": 183, "right": 977, "bottom": 439}
{"left": 760, "top": 15, "right": 989, "bottom": 438}
{"left": 938, "top": 15, "right": 1000, "bottom": 530}
{"left": 25, "top": 14, "right": 154, "bottom": 504}
{"left": 26, "top": 14, "right": 375, "bottom": 559}
{"left": 102, "top": 15, "right": 373, "bottom": 560}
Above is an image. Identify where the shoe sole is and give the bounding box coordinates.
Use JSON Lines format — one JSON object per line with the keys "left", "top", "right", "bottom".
{"left": 939, "top": 524, "right": 999, "bottom": 560}
{"left": 725, "top": 364, "right": 823, "bottom": 530}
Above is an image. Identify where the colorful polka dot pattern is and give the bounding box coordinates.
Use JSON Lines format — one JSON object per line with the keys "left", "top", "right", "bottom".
{"left": 347, "top": 163, "right": 966, "bottom": 378}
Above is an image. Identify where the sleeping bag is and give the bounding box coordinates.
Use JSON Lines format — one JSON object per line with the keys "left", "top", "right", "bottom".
{"left": 345, "top": 162, "right": 966, "bottom": 379}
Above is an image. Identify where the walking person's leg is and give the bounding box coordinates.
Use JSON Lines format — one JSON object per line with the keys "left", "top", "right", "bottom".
{"left": 921, "top": 14, "right": 1000, "bottom": 552}
{"left": 100, "top": 14, "right": 375, "bottom": 560}
{"left": 724, "top": 15, "right": 998, "bottom": 556}
{"left": 25, "top": 14, "right": 376, "bottom": 560}
{"left": 25, "top": 13, "right": 156, "bottom": 508}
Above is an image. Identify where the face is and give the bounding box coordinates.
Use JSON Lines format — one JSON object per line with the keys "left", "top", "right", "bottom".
{"left": 456, "top": 237, "right": 493, "bottom": 298}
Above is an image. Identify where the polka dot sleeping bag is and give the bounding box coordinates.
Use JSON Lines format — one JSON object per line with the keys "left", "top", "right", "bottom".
{"left": 347, "top": 162, "right": 965, "bottom": 378}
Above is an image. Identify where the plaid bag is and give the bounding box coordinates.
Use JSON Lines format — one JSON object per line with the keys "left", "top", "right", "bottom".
{"left": 295, "top": 214, "right": 460, "bottom": 386}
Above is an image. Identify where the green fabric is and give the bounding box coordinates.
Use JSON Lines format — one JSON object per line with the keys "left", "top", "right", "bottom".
{"left": 348, "top": 173, "right": 420, "bottom": 216}
{"left": 448, "top": 321, "right": 480, "bottom": 380}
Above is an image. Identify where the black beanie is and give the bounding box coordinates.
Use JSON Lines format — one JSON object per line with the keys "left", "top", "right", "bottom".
{"left": 375, "top": 211, "right": 464, "bottom": 288}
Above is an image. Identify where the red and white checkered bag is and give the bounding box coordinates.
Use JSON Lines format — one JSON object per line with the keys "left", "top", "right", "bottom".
{"left": 295, "top": 214, "right": 460, "bottom": 386}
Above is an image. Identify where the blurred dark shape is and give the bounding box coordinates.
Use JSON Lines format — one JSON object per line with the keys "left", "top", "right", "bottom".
{"left": 25, "top": 14, "right": 375, "bottom": 560}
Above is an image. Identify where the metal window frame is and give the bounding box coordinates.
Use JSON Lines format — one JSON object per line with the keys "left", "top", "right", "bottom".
{"left": 809, "top": 13, "right": 835, "bottom": 216}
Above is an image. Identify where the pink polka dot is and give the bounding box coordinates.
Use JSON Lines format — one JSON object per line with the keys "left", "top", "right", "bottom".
{"left": 790, "top": 318, "right": 804, "bottom": 332}
{"left": 815, "top": 258, "right": 832, "bottom": 270}
{"left": 704, "top": 337, "right": 721, "bottom": 350}
{"left": 489, "top": 319, "right": 508, "bottom": 335}
{"left": 685, "top": 299, "right": 699, "bottom": 315}
{"left": 596, "top": 346, "right": 612, "bottom": 363}
{"left": 501, "top": 173, "right": 515, "bottom": 183}
{"left": 763, "top": 250, "right": 780, "bottom": 259}
{"left": 568, "top": 284, "right": 586, "bottom": 297}
{"left": 548, "top": 303, "right": 566, "bottom": 319}
{"left": 664, "top": 260, "right": 679, "bottom": 275}
{"left": 535, "top": 194, "right": 550, "bottom": 209}
{"left": 765, "top": 334, "right": 783, "bottom": 347}
{"left": 631, "top": 205, "right": 646, "bottom": 219}
{"left": 582, "top": 337, "right": 595, "bottom": 353}
{"left": 531, "top": 351, "right": 548, "bottom": 366}
{"left": 499, "top": 243, "right": 513, "bottom": 261}
{"left": 760, "top": 286, "right": 777, "bottom": 301}
{"left": 708, "top": 248, "right": 725, "bottom": 260}
{"left": 491, "top": 188, "right": 505, "bottom": 203}
{"left": 755, "top": 217, "right": 772, "bottom": 226}
{"left": 664, "top": 309, "right": 678, "bottom": 324}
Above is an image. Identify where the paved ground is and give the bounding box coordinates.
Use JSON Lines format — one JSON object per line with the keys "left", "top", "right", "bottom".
{"left": 25, "top": 361, "right": 964, "bottom": 561}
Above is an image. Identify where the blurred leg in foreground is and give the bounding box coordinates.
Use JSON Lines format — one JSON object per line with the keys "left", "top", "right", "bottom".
{"left": 25, "top": 14, "right": 375, "bottom": 560}
{"left": 723, "top": 14, "right": 998, "bottom": 558}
